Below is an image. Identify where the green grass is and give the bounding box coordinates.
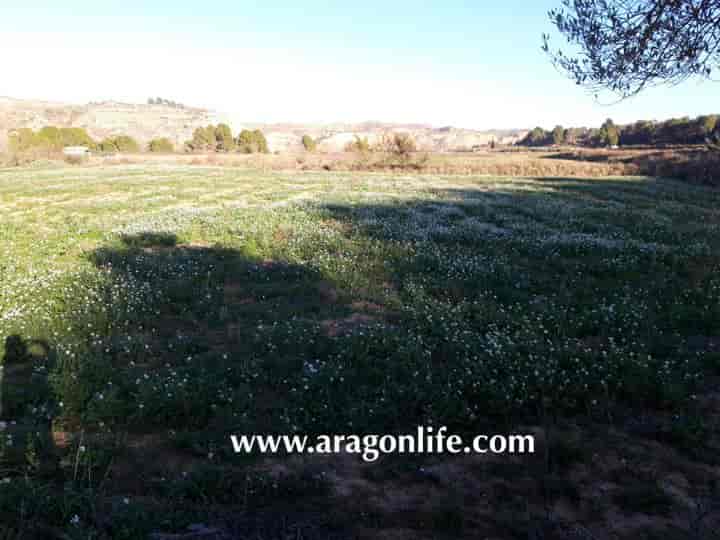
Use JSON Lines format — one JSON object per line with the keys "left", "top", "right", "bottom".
{"left": 2, "top": 164, "right": 720, "bottom": 537}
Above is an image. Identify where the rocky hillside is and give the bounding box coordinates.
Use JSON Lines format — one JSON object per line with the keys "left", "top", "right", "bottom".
{"left": 241, "top": 121, "right": 526, "bottom": 152}
{"left": 0, "top": 97, "right": 526, "bottom": 153}
{"left": 0, "top": 97, "right": 224, "bottom": 151}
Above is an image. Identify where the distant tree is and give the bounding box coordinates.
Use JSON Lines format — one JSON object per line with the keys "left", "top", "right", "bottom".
{"left": 99, "top": 138, "right": 118, "bottom": 153}
{"left": 552, "top": 125, "right": 565, "bottom": 145}
{"left": 253, "top": 130, "right": 269, "bottom": 153}
{"left": 302, "top": 134, "right": 317, "bottom": 152}
{"left": 375, "top": 132, "right": 416, "bottom": 156}
{"left": 708, "top": 126, "right": 720, "bottom": 151}
{"left": 148, "top": 138, "right": 175, "bottom": 153}
{"left": 9, "top": 127, "right": 98, "bottom": 157}
{"left": 654, "top": 117, "right": 695, "bottom": 145}
{"left": 37, "top": 126, "right": 63, "bottom": 150}
{"left": 345, "top": 135, "right": 372, "bottom": 153}
{"left": 619, "top": 120, "right": 656, "bottom": 146}
{"left": 236, "top": 129, "right": 269, "bottom": 153}
{"left": 98, "top": 135, "right": 139, "bottom": 153}
{"left": 697, "top": 114, "right": 719, "bottom": 146}
{"left": 214, "top": 124, "right": 236, "bottom": 152}
{"left": 563, "top": 126, "right": 590, "bottom": 145}
{"left": 519, "top": 127, "right": 551, "bottom": 147}
{"left": 204, "top": 125, "right": 217, "bottom": 149}
{"left": 148, "top": 98, "right": 156, "bottom": 105}
{"left": 700, "top": 114, "right": 718, "bottom": 136}
{"left": 9, "top": 128, "right": 38, "bottom": 152}
{"left": 391, "top": 133, "right": 416, "bottom": 156}
{"left": 236, "top": 130, "right": 253, "bottom": 153}
{"left": 59, "top": 128, "right": 97, "bottom": 150}
{"left": 598, "top": 119, "right": 620, "bottom": 147}
{"left": 187, "top": 126, "right": 216, "bottom": 152}
{"left": 113, "top": 135, "right": 140, "bottom": 153}
{"left": 544, "top": 1, "right": 720, "bottom": 98}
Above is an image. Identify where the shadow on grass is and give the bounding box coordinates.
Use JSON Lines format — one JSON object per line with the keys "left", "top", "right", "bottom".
{"left": 0, "top": 335, "right": 58, "bottom": 478}
{"left": 58, "top": 181, "right": 720, "bottom": 438}
{"left": 3, "top": 179, "right": 720, "bottom": 537}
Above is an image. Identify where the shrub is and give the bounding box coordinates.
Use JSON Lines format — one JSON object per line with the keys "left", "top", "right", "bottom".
{"left": 112, "top": 136, "right": 140, "bottom": 153}
{"left": 598, "top": 118, "right": 620, "bottom": 147}
{"left": 183, "top": 125, "right": 251, "bottom": 153}
{"left": 214, "top": 124, "right": 235, "bottom": 152}
{"left": 99, "top": 138, "right": 118, "bottom": 153}
{"left": 59, "top": 128, "right": 97, "bottom": 151}
{"left": 148, "top": 138, "right": 175, "bottom": 153}
{"left": 8, "top": 128, "right": 40, "bottom": 153}
{"left": 36, "top": 127, "right": 63, "bottom": 151}
{"left": 518, "top": 127, "right": 552, "bottom": 147}
{"left": 237, "top": 129, "right": 269, "bottom": 154}
{"left": 375, "top": 133, "right": 418, "bottom": 165}
{"left": 302, "top": 134, "right": 317, "bottom": 152}
{"left": 98, "top": 136, "right": 140, "bottom": 154}
{"left": 345, "top": 135, "right": 371, "bottom": 153}
{"left": 186, "top": 126, "right": 216, "bottom": 153}
{"left": 707, "top": 129, "right": 720, "bottom": 151}
{"left": 8, "top": 127, "right": 98, "bottom": 161}
{"left": 387, "top": 133, "right": 417, "bottom": 156}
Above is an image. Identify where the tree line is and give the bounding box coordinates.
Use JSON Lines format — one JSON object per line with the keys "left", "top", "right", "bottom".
{"left": 147, "top": 97, "right": 186, "bottom": 108}
{"left": 518, "top": 115, "right": 720, "bottom": 148}
{"left": 9, "top": 127, "right": 169, "bottom": 154}
{"left": 184, "top": 124, "right": 269, "bottom": 154}
{"left": 8, "top": 124, "right": 274, "bottom": 155}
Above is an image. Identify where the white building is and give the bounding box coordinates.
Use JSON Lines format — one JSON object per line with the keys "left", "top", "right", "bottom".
{"left": 62, "top": 146, "right": 91, "bottom": 158}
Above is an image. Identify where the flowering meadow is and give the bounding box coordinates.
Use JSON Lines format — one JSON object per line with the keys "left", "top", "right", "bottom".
{"left": 1, "top": 164, "right": 719, "bottom": 538}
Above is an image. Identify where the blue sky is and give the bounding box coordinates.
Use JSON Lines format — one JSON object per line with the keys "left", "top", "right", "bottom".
{"left": 2, "top": 1, "right": 718, "bottom": 129}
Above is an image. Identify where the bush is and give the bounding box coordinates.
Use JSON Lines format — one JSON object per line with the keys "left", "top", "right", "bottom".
{"left": 214, "top": 124, "right": 236, "bottom": 152}
{"left": 59, "top": 128, "right": 97, "bottom": 150}
{"left": 112, "top": 136, "right": 140, "bottom": 153}
{"left": 707, "top": 129, "right": 720, "bottom": 151}
{"left": 184, "top": 125, "right": 242, "bottom": 153}
{"left": 237, "top": 129, "right": 269, "bottom": 154}
{"left": 374, "top": 133, "right": 418, "bottom": 165}
{"left": 9, "top": 128, "right": 40, "bottom": 153}
{"left": 148, "top": 138, "right": 175, "bottom": 153}
{"left": 518, "top": 127, "right": 552, "bottom": 147}
{"left": 36, "top": 127, "right": 63, "bottom": 151}
{"left": 98, "top": 135, "right": 140, "bottom": 154}
{"left": 185, "top": 126, "right": 216, "bottom": 153}
{"left": 302, "top": 134, "right": 317, "bottom": 152}
{"left": 8, "top": 127, "right": 98, "bottom": 161}
{"left": 345, "top": 135, "right": 371, "bottom": 153}
{"left": 385, "top": 133, "right": 417, "bottom": 156}
{"left": 99, "top": 138, "right": 118, "bottom": 153}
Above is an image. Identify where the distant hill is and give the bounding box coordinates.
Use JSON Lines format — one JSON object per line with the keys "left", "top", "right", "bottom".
{"left": 234, "top": 120, "right": 526, "bottom": 152}
{"left": 0, "top": 97, "right": 225, "bottom": 152}
{"left": 0, "top": 96, "right": 527, "bottom": 153}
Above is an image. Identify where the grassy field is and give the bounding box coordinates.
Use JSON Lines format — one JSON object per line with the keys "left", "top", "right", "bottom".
{"left": 1, "top": 164, "right": 719, "bottom": 539}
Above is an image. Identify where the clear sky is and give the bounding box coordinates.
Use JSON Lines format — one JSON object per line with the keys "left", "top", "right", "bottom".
{"left": 2, "top": 1, "right": 718, "bottom": 130}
